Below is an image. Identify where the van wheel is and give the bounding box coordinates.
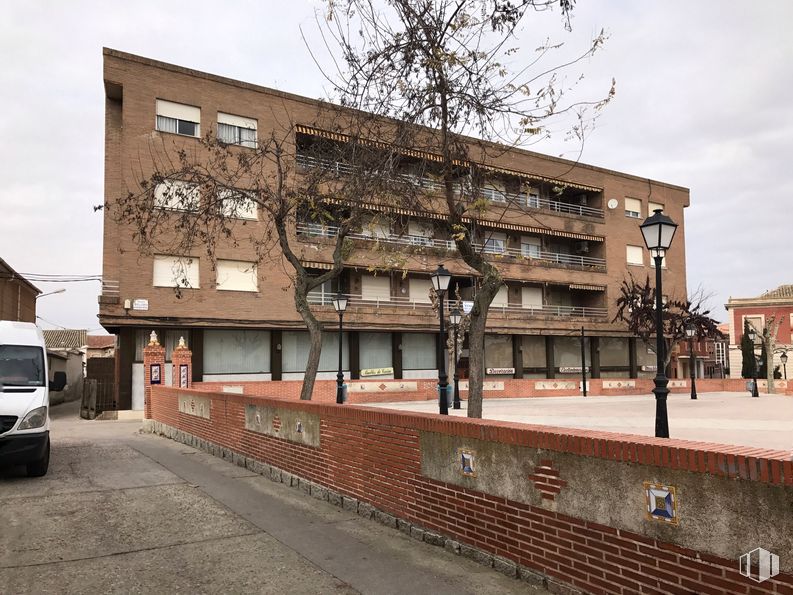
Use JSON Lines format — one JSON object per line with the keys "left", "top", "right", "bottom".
{"left": 26, "top": 438, "right": 50, "bottom": 477}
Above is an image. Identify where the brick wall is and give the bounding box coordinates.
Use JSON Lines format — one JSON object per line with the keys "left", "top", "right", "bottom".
{"left": 147, "top": 385, "right": 793, "bottom": 594}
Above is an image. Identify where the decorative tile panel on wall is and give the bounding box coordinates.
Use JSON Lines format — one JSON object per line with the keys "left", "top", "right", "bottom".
{"left": 245, "top": 404, "right": 320, "bottom": 447}
{"left": 459, "top": 381, "right": 504, "bottom": 391}
{"left": 177, "top": 394, "right": 210, "bottom": 419}
{"left": 668, "top": 380, "right": 687, "bottom": 388}
{"left": 602, "top": 380, "right": 636, "bottom": 389}
{"left": 535, "top": 381, "right": 577, "bottom": 390}
{"left": 644, "top": 482, "right": 678, "bottom": 525}
{"left": 348, "top": 381, "right": 418, "bottom": 393}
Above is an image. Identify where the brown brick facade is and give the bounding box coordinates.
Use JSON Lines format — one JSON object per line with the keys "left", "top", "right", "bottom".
{"left": 100, "top": 48, "right": 691, "bottom": 405}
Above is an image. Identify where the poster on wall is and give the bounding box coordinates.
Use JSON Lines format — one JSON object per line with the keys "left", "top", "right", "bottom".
{"left": 150, "top": 363, "right": 161, "bottom": 385}
{"left": 179, "top": 364, "right": 189, "bottom": 388}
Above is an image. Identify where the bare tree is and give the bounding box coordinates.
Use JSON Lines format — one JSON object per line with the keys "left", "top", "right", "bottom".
{"left": 317, "top": 0, "right": 615, "bottom": 416}
{"left": 111, "top": 111, "right": 404, "bottom": 400}
{"left": 614, "top": 276, "right": 722, "bottom": 371}
{"left": 746, "top": 314, "right": 782, "bottom": 394}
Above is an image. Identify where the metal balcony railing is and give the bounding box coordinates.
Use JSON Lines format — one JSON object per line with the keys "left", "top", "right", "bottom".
{"left": 307, "top": 291, "right": 608, "bottom": 319}
{"left": 296, "top": 152, "right": 604, "bottom": 218}
{"left": 296, "top": 223, "right": 456, "bottom": 251}
{"left": 296, "top": 223, "right": 605, "bottom": 269}
{"left": 471, "top": 242, "right": 606, "bottom": 268}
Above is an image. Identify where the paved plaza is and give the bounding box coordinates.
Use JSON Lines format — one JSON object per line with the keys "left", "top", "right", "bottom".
{"left": 367, "top": 392, "right": 793, "bottom": 454}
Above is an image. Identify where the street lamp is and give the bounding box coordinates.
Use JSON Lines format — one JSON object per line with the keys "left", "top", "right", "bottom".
{"left": 35, "top": 288, "right": 66, "bottom": 300}
{"left": 640, "top": 208, "right": 678, "bottom": 438}
{"left": 685, "top": 323, "right": 697, "bottom": 400}
{"left": 332, "top": 292, "right": 348, "bottom": 404}
{"left": 781, "top": 351, "right": 788, "bottom": 380}
{"left": 449, "top": 307, "right": 462, "bottom": 410}
{"left": 430, "top": 264, "right": 452, "bottom": 415}
{"left": 748, "top": 327, "right": 759, "bottom": 398}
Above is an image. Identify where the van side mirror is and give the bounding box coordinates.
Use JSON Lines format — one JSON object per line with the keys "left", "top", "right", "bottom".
{"left": 50, "top": 371, "right": 67, "bottom": 392}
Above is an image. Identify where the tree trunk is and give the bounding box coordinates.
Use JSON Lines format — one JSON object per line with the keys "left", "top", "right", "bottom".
{"left": 465, "top": 271, "right": 502, "bottom": 418}
{"left": 293, "top": 286, "right": 324, "bottom": 401}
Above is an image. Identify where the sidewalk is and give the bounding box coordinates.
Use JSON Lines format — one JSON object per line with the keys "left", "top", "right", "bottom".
{"left": 0, "top": 400, "right": 545, "bottom": 594}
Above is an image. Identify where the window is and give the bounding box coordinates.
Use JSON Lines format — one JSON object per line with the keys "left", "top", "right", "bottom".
{"left": 154, "top": 180, "right": 200, "bottom": 211}
{"left": 156, "top": 99, "right": 200, "bottom": 137}
{"left": 409, "top": 278, "right": 433, "bottom": 303}
{"left": 361, "top": 275, "right": 390, "bottom": 301}
{"left": 408, "top": 221, "right": 434, "bottom": 246}
{"left": 648, "top": 201, "right": 664, "bottom": 217}
{"left": 492, "top": 286, "right": 509, "bottom": 307}
{"left": 0, "top": 345, "right": 45, "bottom": 387}
{"left": 485, "top": 335, "right": 512, "bottom": 368}
{"left": 522, "top": 286, "right": 543, "bottom": 309}
{"left": 401, "top": 333, "right": 436, "bottom": 369}
{"left": 625, "top": 198, "right": 642, "bottom": 219}
{"left": 483, "top": 231, "right": 506, "bottom": 254}
{"left": 281, "top": 331, "right": 348, "bottom": 373}
{"left": 203, "top": 330, "right": 270, "bottom": 374}
{"left": 525, "top": 186, "right": 540, "bottom": 208}
{"left": 626, "top": 245, "right": 644, "bottom": 266}
{"left": 217, "top": 112, "right": 257, "bottom": 148}
{"left": 520, "top": 235, "right": 541, "bottom": 258}
{"left": 153, "top": 255, "right": 199, "bottom": 288}
{"left": 216, "top": 260, "right": 258, "bottom": 292}
{"left": 359, "top": 332, "right": 392, "bottom": 371}
{"left": 218, "top": 189, "right": 257, "bottom": 220}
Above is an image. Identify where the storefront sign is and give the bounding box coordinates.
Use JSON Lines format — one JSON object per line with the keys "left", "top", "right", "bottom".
{"left": 486, "top": 367, "right": 514, "bottom": 375}
{"left": 462, "top": 301, "right": 473, "bottom": 314}
{"left": 559, "top": 366, "right": 590, "bottom": 374}
{"left": 641, "top": 365, "right": 657, "bottom": 372}
{"left": 360, "top": 367, "right": 394, "bottom": 377}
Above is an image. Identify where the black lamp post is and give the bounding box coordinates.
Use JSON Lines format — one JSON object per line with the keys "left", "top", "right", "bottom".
{"left": 685, "top": 323, "right": 697, "bottom": 400}
{"left": 332, "top": 292, "right": 348, "bottom": 404}
{"left": 449, "top": 307, "right": 462, "bottom": 410}
{"left": 781, "top": 352, "right": 788, "bottom": 380}
{"left": 748, "top": 327, "right": 760, "bottom": 398}
{"left": 640, "top": 208, "right": 678, "bottom": 438}
{"left": 431, "top": 264, "right": 452, "bottom": 415}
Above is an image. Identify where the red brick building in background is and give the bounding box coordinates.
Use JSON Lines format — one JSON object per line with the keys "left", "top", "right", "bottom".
{"left": 0, "top": 257, "right": 40, "bottom": 323}
{"left": 99, "top": 49, "right": 691, "bottom": 410}
{"left": 726, "top": 284, "right": 793, "bottom": 379}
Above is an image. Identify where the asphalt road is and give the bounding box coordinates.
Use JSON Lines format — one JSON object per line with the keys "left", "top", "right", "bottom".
{"left": 0, "top": 400, "right": 543, "bottom": 594}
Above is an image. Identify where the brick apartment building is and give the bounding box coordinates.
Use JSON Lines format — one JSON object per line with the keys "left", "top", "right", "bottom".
{"left": 99, "top": 49, "right": 690, "bottom": 410}
{"left": 726, "top": 284, "right": 793, "bottom": 379}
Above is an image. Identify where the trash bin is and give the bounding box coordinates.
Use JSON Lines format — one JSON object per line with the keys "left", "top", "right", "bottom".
{"left": 341, "top": 383, "right": 348, "bottom": 403}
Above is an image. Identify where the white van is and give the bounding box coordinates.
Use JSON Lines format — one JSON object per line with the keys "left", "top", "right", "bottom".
{"left": 0, "top": 321, "right": 65, "bottom": 477}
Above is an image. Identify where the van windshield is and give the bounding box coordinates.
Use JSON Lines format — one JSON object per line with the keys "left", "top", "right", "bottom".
{"left": 0, "top": 345, "right": 45, "bottom": 387}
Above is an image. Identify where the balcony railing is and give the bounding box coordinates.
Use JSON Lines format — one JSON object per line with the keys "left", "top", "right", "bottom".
{"left": 296, "top": 152, "right": 604, "bottom": 219}
{"left": 472, "top": 242, "right": 606, "bottom": 268}
{"left": 307, "top": 291, "right": 608, "bottom": 319}
{"left": 297, "top": 223, "right": 605, "bottom": 269}
{"left": 296, "top": 223, "right": 456, "bottom": 251}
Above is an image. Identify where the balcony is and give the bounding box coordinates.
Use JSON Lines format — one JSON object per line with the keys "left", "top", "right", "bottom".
{"left": 296, "top": 153, "right": 604, "bottom": 219}
{"left": 307, "top": 292, "right": 608, "bottom": 319}
{"left": 297, "top": 223, "right": 606, "bottom": 271}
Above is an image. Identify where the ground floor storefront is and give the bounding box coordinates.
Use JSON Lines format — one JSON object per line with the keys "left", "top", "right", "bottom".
{"left": 113, "top": 326, "right": 666, "bottom": 410}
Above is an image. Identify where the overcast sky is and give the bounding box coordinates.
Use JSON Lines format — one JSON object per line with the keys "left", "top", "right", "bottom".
{"left": 1, "top": 1, "right": 791, "bottom": 333}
